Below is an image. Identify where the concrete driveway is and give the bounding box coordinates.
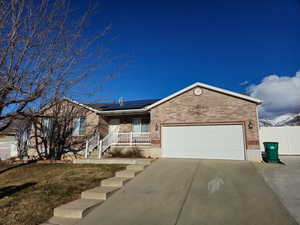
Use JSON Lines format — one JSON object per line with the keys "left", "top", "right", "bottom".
{"left": 256, "top": 156, "right": 300, "bottom": 225}
{"left": 78, "top": 159, "right": 297, "bottom": 225}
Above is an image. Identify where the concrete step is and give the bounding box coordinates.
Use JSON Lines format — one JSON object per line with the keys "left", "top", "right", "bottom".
{"left": 74, "top": 158, "right": 137, "bottom": 164}
{"left": 115, "top": 169, "right": 140, "bottom": 178}
{"left": 81, "top": 186, "right": 120, "bottom": 200}
{"left": 44, "top": 216, "right": 80, "bottom": 225}
{"left": 101, "top": 177, "right": 130, "bottom": 187}
{"left": 89, "top": 151, "right": 98, "bottom": 156}
{"left": 126, "top": 164, "right": 146, "bottom": 171}
{"left": 87, "top": 156, "right": 99, "bottom": 160}
{"left": 54, "top": 199, "right": 104, "bottom": 219}
{"left": 135, "top": 159, "right": 154, "bottom": 165}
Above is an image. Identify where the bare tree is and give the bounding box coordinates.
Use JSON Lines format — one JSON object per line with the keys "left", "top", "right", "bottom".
{"left": 15, "top": 118, "right": 31, "bottom": 158}
{"left": 0, "top": 0, "right": 115, "bottom": 131}
{"left": 29, "top": 99, "right": 99, "bottom": 160}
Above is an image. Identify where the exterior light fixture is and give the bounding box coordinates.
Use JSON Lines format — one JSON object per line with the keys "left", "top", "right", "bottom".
{"left": 248, "top": 120, "right": 254, "bottom": 129}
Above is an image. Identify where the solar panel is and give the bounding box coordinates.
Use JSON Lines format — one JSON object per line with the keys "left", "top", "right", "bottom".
{"left": 101, "top": 99, "right": 160, "bottom": 111}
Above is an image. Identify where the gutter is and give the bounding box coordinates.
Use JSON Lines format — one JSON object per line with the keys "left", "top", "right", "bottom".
{"left": 98, "top": 108, "right": 149, "bottom": 115}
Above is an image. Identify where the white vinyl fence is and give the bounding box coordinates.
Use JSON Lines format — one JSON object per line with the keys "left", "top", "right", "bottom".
{"left": 260, "top": 126, "right": 300, "bottom": 155}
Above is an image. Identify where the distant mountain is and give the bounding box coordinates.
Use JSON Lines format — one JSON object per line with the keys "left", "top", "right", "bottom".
{"left": 260, "top": 113, "right": 300, "bottom": 127}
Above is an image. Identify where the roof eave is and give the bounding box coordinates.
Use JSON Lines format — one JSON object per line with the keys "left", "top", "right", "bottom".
{"left": 62, "top": 98, "right": 103, "bottom": 114}
{"left": 98, "top": 108, "right": 149, "bottom": 116}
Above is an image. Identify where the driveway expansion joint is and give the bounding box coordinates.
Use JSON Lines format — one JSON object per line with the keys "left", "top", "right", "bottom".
{"left": 174, "top": 160, "right": 201, "bottom": 225}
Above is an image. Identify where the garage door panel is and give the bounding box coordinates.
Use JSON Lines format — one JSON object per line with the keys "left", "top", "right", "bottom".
{"left": 162, "top": 125, "right": 245, "bottom": 160}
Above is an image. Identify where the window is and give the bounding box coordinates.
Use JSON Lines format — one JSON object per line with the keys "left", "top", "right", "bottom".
{"left": 42, "top": 118, "right": 52, "bottom": 136}
{"left": 132, "top": 118, "right": 149, "bottom": 133}
{"left": 72, "top": 117, "right": 86, "bottom": 136}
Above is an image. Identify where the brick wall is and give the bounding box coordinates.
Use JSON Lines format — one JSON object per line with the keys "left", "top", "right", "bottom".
{"left": 119, "top": 116, "right": 132, "bottom": 133}
{"left": 85, "top": 111, "right": 100, "bottom": 136}
{"left": 150, "top": 87, "right": 260, "bottom": 149}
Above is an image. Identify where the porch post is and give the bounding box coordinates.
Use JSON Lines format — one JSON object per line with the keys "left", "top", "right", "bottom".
{"left": 98, "top": 140, "right": 102, "bottom": 159}
{"left": 85, "top": 140, "right": 89, "bottom": 158}
{"left": 130, "top": 132, "right": 133, "bottom": 146}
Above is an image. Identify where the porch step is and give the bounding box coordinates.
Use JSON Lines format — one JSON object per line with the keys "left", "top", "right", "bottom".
{"left": 44, "top": 216, "right": 80, "bottom": 225}
{"left": 88, "top": 150, "right": 99, "bottom": 157}
{"left": 81, "top": 186, "right": 120, "bottom": 200}
{"left": 101, "top": 177, "right": 130, "bottom": 187}
{"left": 135, "top": 159, "right": 154, "bottom": 165}
{"left": 86, "top": 155, "right": 99, "bottom": 160}
{"left": 126, "top": 164, "right": 147, "bottom": 171}
{"left": 53, "top": 199, "right": 103, "bottom": 219}
{"left": 115, "top": 169, "right": 141, "bottom": 178}
{"left": 88, "top": 154, "right": 98, "bottom": 158}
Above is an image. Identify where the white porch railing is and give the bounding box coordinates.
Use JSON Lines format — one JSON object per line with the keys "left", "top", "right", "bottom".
{"left": 85, "top": 132, "right": 151, "bottom": 159}
{"left": 85, "top": 133, "right": 100, "bottom": 158}
{"left": 102, "top": 132, "right": 151, "bottom": 152}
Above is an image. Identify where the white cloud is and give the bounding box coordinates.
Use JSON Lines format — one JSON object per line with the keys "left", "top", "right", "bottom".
{"left": 247, "top": 71, "right": 300, "bottom": 119}
{"left": 239, "top": 80, "right": 249, "bottom": 86}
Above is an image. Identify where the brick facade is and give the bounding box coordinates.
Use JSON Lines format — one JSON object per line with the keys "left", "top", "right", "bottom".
{"left": 150, "top": 87, "right": 260, "bottom": 150}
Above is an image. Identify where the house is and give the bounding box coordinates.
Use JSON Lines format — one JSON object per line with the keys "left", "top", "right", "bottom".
{"left": 0, "top": 118, "right": 30, "bottom": 160}
{"left": 50, "top": 82, "right": 262, "bottom": 161}
{"left": 0, "top": 126, "right": 18, "bottom": 160}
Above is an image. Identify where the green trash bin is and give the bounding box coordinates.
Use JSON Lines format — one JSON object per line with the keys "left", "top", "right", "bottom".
{"left": 263, "top": 142, "right": 279, "bottom": 163}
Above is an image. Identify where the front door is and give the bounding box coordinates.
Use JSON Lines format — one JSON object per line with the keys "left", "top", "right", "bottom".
{"left": 109, "top": 119, "right": 120, "bottom": 134}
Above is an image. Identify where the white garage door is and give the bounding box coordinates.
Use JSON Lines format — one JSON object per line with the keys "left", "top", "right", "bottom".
{"left": 162, "top": 124, "right": 245, "bottom": 160}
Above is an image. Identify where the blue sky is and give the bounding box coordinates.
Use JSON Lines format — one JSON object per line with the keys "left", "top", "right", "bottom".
{"left": 73, "top": 0, "right": 300, "bottom": 117}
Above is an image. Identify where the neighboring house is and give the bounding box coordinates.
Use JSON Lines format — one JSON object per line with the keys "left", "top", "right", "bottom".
{"left": 0, "top": 126, "right": 18, "bottom": 160}
{"left": 53, "top": 82, "right": 262, "bottom": 161}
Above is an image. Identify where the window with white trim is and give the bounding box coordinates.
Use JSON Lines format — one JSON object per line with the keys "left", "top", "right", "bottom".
{"left": 72, "top": 117, "right": 86, "bottom": 136}
{"left": 132, "top": 118, "right": 149, "bottom": 133}
{"left": 42, "top": 118, "right": 53, "bottom": 137}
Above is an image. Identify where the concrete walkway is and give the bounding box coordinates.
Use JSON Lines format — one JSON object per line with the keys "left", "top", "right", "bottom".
{"left": 78, "top": 159, "right": 297, "bottom": 225}
{"left": 256, "top": 156, "right": 300, "bottom": 225}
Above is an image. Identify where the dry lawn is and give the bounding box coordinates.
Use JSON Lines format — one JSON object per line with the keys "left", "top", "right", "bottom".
{"left": 0, "top": 162, "right": 125, "bottom": 225}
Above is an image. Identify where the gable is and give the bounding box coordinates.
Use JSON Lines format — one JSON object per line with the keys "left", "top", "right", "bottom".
{"left": 151, "top": 87, "right": 258, "bottom": 115}
{"left": 147, "top": 82, "right": 261, "bottom": 109}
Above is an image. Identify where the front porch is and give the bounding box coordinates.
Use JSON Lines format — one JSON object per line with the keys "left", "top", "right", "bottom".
{"left": 81, "top": 103, "right": 161, "bottom": 160}
{"left": 103, "top": 132, "right": 151, "bottom": 146}
{"left": 85, "top": 132, "right": 153, "bottom": 160}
